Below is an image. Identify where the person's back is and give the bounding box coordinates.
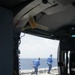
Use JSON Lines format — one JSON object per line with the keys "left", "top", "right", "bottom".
{"left": 33, "top": 59, "right": 40, "bottom": 68}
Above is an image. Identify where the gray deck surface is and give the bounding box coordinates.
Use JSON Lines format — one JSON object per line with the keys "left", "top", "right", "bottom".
{"left": 20, "top": 68, "right": 58, "bottom": 75}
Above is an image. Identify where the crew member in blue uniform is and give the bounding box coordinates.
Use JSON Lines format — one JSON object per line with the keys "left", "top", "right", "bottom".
{"left": 47, "top": 54, "right": 53, "bottom": 74}
{"left": 32, "top": 58, "right": 40, "bottom": 74}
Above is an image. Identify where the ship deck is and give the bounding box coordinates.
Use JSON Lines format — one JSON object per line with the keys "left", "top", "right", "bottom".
{"left": 20, "top": 67, "right": 58, "bottom": 75}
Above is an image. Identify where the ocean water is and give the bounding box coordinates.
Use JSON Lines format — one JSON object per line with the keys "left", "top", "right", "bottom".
{"left": 19, "top": 58, "right": 57, "bottom": 70}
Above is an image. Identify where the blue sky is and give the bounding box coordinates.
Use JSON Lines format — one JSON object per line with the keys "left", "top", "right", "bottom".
{"left": 19, "top": 33, "right": 59, "bottom": 58}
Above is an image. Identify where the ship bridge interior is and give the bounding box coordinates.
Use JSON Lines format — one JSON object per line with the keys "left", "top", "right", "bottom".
{"left": 0, "top": 0, "right": 75, "bottom": 75}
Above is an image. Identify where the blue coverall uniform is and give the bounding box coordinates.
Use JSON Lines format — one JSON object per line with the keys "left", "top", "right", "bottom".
{"left": 33, "top": 59, "right": 40, "bottom": 74}
{"left": 47, "top": 57, "right": 53, "bottom": 73}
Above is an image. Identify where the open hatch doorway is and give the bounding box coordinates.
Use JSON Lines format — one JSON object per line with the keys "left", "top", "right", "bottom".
{"left": 19, "top": 32, "right": 59, "bottom": 75}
